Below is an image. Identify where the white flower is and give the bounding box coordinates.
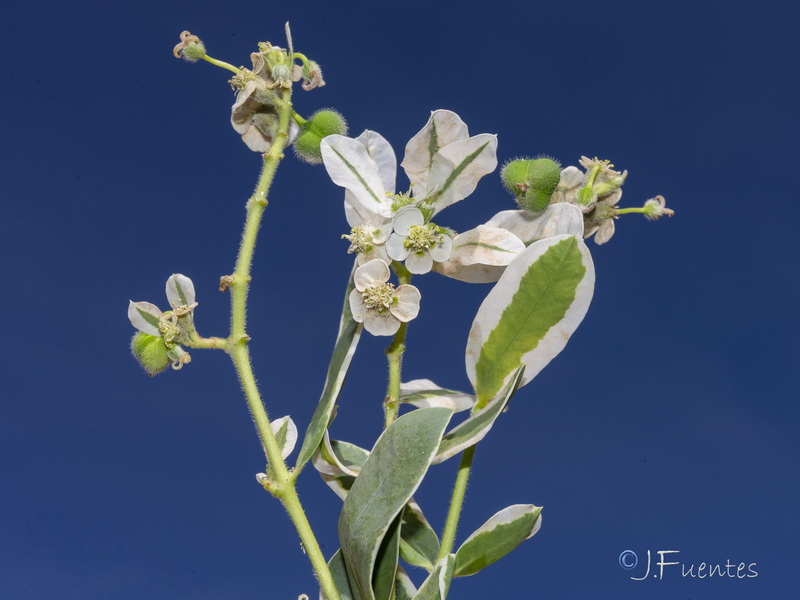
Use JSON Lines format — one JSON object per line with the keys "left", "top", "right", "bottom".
{"left": 349, "top": 260, "right": 421, "bottom": 336}
{"left": 128, "top": 274, "right": 197, "bottom": 338}
{"left": 386, "top": 208, "right": 453, "bottom": 274}
{"left": 321, "top": 110, "right": 497, "bottom": 268}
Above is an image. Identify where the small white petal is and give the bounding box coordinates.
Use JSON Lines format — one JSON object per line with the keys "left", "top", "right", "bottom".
{"left": 128, "top": 301, "right": 163, "bottom": 336}
{"left": 348, "top": 289, "right": 367, "bottom": 323}
{"left": 165, "top": 273, "right": 196, "bottom": 309}
{"left": 364, "top": 312, "right": 401, "bottom": 336}
{"left": 405, "top": 252, "right": 434, "bottom": 274}
{"left": 593, "top": 219, "right": 615, "bottom": 245}
{"left": 392, "top": 208, "right": 424, "bottom": 236}
{"left": 560, "top": 166, "right": 584, "bottom": 189}
{"left": 354, "top": 259, "right": 390, "bottom": 291}
{"left": 429, "top": 236, "right": 453, "bottom": 262}
{"left": 386, "top": 233, "right": 411, "bottom": 261}
{"left": 391, "top": 285, "right": 421, "bottom": 322}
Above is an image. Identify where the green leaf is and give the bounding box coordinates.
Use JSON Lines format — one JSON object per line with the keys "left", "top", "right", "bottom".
{"left": 399, "top": 500, "right": 440, "bottom": 570}
{"left": 326, "top": 549, "right": 354, "bottom": 600}
{"left": 312, "top": 433, "right": 369, "bottom": 500}
{"left": 296, "top": 263, "right": 363, "bottom": 470}
{"left": 339, "top": 407, "right": 453, "bottom": 600}
{"left": 453, "top": 504, "right": 543, "bottom": 577}
{"left": 466, "top": 235, "right": 594, "bottom": 407}
{"left": 373, "top": 517, "right": 401, "bottom": 600}
{"left": 432, "top": 366, "right": 524, "bottom": 464}
{"left": 413, "top": 555, "right": 455, "bottom": 600}
{"left": 395, "top": 567, "right": 418, "bottom": 600}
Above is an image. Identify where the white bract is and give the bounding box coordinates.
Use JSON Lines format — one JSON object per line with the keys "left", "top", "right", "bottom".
{"left": 321, "top": 110, "right": 499, "bottom": 275}
{"left": 128, "top": 274, "right": 197, "bottom": 338}
{"left": 348, "top": 260, "right": 420, "bottom": 336}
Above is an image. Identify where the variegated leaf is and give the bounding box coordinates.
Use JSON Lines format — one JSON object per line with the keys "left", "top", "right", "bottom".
{"left": 484, "top": 203, "right": 585, "bottom": 245}
{"left": 466, "top": 235, "right": 595, "bottom": 406}
{"left": 402, "top": 110, "right": 469, "bottom": 193}
{"left": 400, "top": 379, "right": 475, "bottom": 413}
{"left": 127, "top": 301, "right": 163, "bottom": 336}
{"left": 413, "top": 555, "right": 455, "bottom": 600}
{"left": 165, "top": 273, "right": 195, "bottom": 309}
{"left": 433, "top": 225, "right": 525, "bottom": 283}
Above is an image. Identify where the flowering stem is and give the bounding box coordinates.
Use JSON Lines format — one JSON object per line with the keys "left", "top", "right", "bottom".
{"left": 225, "top": 87, "right": 340, "bottom": 600}
{"left": 614, "top": 207, "right": 648, "bottom": 216}
{"left": 383, "top": 322, "right": 408, "bottom": 428}
{"left": 438, "top": 445, "right": 476, "bottom": 560}
{"left": 201, "top": 54, "right": 241, "bottom": 75}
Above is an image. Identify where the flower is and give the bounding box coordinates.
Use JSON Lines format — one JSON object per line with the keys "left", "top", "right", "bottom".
{"left": 321, "top": 110, "right": 497, "bottom": 271}
{"left": 349, "top": 260, "right": 421, "bottom": 336}
{"left": 230, "top": 50, "right": 299, "bottom": 153}
{"left": 386, "top": 208, "right": 453, "bottom": 274}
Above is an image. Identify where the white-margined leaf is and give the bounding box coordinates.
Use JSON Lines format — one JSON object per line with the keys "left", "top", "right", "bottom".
{"left": 402, "top": 110, "right": 469, "bottom": 193}
{"left": 321, "top": 135, "right": 393, "bottom": 219}
{"left": 399, "top": 500, "right": 440, "bottom": 570}
{"left": 268, "top": 415, "right": 297, "bottom": 460}
{"left": 400, "top": 379, "right": 475, "bottom": 413}
{"left": 165, "top": 273, "right": 195, "bottom": 309}
{"left": 127, "top": 301, "right": 163, "bottom": 336}
{"left": 433, "top": 225, "right": 525, "bottom": 283}
{"left": 432, "top": 366, "right": 524, "bottom": 464}
{"left": 466, "top": 235, "right": 594, "bottom": 406}
{"left": 312, "top": 432, "right": 369, "bottom": 500}
{"left": 453, "top": 504, "right": 542, "bottom": 577}
{"left": 339, "top": 408, "right": 452, "bottom": 600}
{"left": 354, "top": 130, "right": 397, "bottom": 195}
{"left": 320, "top": 549, "right": 354, "bottom": 600}
{"left": 425, "top": 134, "right": 498, "bottom": 215}
{"left": 484, "top": 203, "right": 585, "bottom": 245}
{"left": 413, "top": 555, "right": 455, "bottom": 600}
{"left": 296, "top": 263, "right": 363, "bottom": 470}
{"left": 395, "top": 566, "right": 418, "bottom": 600}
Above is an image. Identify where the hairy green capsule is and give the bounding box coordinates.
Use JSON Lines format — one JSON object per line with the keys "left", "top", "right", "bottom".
{"left": 501, "top": 157, "right": 561, "bottom": 213}
{"left": 131, "top": 332, "right": 171, "bottom": 377}
{"left": 294, "top": 109, "right": 348, "bottom": 164}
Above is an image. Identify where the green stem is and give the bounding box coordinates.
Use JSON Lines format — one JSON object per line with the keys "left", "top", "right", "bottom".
{"left": 383, "top": 322, "right": 408, "bottom": 428}
{"left": 201, "top": 54, "right": 241, "bottom": 75}
{"left": 225, "top": 87, "right": 340, "bottom": 600}
{"left": 438, "top": 445, "right": 476, "bottom": 560}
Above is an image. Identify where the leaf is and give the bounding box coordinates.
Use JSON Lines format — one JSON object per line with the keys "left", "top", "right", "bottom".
{"left": 321, "top": 135, "right": 393, "bottom": 219}
{"left": 373, "top": 517, "right": 401, "bottom": 600}
{"left": 400, "top": 380, "right": 475, "bottom": 413}
{"left": 399, "top": 500, "right": 440, "bottom": 570}
{"left": 453, "top": 504, "right": 542, "bottom": 577}
{"left": 354, "top": 130, "right": 397, "bottom": 195}
{"left": 268, "top": 415, "right": 297, "bottom": 460}
{"left": 426, "top": 134, "right": 498, "bottom": 215}
{"left": 465, "top": 235, "right": 595, "bottom": 406}
{"left": 433, "top": 225, "right": 525, "bottom": 283}
{"left": 296, "top": 264, "right": 363, "bottom": 470}
{"left": 395, "top": 567, "right": 418, "bottom": 600}
{"left": 413, "top": 555, "right": 455, "bottom": 600}
{"left": 432, "top": 366, "right": 524, "bottom": 465}
{"left": 484, "top": 204, "right": 585, "bottom": 245}
{"left": 402, "top": 110, "right": 469, "bottom": 193}
{"left": 312, "top": 432, "right": 369, "bottom": 500}
{"left": 165, "top": 273, "right": 195, "bottom": 308}
{"left": 339, "top": 407, "right": 453, "bottom": 600}
{"left": 320, "top": 549, "right": 354, "bottom": 600}
{"left": 127, "top": 301, "right": 163, "bottom": 336}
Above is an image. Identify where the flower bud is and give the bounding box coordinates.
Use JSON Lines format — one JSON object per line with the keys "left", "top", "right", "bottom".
{"left": 501, "top": 158, "right": 561, "bottom": 213}
{"left": 293, "top": 109, "right": 348, "bottom": 164}
{"left": 131, "top": 332, "right": 171, "bottom": 376}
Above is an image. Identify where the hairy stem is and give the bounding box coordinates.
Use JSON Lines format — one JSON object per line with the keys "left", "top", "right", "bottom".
{"left": 225, "top": 87, "right": 340, "bottom": 600}
{"left": 438, "top": 445, "right": 476, "bottom": 559}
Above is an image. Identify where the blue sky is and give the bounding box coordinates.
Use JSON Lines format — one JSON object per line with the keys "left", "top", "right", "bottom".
{"left": 2, "top": 1, "right": 798, "bottom": 598}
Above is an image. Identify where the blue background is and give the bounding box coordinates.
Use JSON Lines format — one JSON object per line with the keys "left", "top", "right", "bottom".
{"left": 2, "top": 0, "right": 798, "bottom": 598}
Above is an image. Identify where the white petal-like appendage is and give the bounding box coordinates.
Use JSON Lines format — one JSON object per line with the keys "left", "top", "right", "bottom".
{"left": 128, "top": 301, "right": 163, "bottom": 336}
{"left": 429, "top": 235, "right": 453, "bottom": 262}
{"left": 321, "top": 135, "right": 392, "bottom": 219}
{"left": 363, "top": 311, "right": 401, "bottom": 336}
{"left": 405, "top": 252, "right": 434, "bottom": 274}
{"left": 401, "top": 110, "right": 469, "bottom": 195}
{"left": 391, "top": 285, "right": 421, "bottom": 321}
{"left": 354, "top": 130, "right": 397, "bottom": 195}
{"left": 593, "top": 219, "right": 615, "bottom": 245}
{"left": 354, "top": 259, "right": 390, "bottom": 290}
{"left": 386, "top": 233, "right": 411, "bottom": 261}
{"left": 392, "top": 207, "right": 424, "bottom": 236}
{"left": 165, "top": 273, "right": 196, "bottom": 309}
{"left": 348, "top": 289, "right": 367, "bottom": 323}
{"left": 485, "top": 204, "right": 585, "bottom": 244}
{"left": 426, "top": 134, "right": 498, "bottom": 214}
{"left": 269, "top": 415, "right": 298, "bottom": 460}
